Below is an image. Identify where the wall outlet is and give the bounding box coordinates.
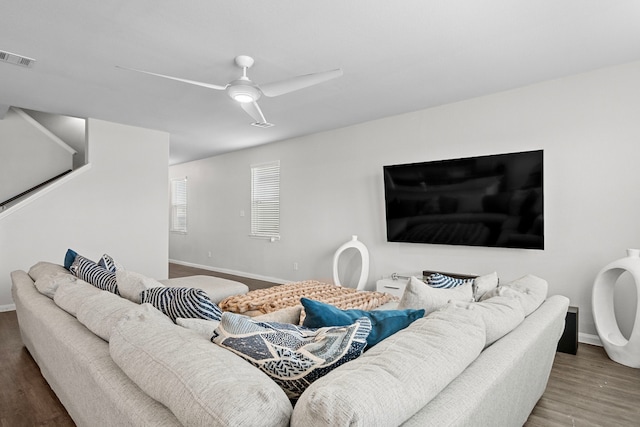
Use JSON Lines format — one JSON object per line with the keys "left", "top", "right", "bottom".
{"left": 240, "top": 209, "right": 245, "bottom": 217}
{"left": 293, "top": 262, "right": 299, "bottom": 271}
{"left": 207, "top": 251, "right": 212, "bottom": 258}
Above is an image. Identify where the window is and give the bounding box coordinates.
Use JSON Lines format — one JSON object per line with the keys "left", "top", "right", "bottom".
{"left": 251, "top": 161, "right": 280, "bottom": 239}
{"left": 170, "top": 177, "right": 187, "bottom": 233}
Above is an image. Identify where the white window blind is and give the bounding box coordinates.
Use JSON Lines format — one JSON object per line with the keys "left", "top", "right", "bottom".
{"left": 251, "top": 161, "right": 280, "bottom": 239}
{"left": 170, "top": 177, "right": 187, "bottom": 233}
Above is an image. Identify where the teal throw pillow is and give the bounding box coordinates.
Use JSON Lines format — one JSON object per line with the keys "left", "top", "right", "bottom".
{"left": 301, "top": 297, "right": 424, "bottom": 347}
{"left": 64, "top": 249, "right": 78, "bottom": 270}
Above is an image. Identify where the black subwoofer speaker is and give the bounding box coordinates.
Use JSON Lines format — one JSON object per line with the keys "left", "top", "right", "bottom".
{"left": 557, "top": 306, "right": 579, "bottom": 355}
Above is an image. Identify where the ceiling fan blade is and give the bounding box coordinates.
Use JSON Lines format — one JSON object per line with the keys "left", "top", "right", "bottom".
{"left": 116, "top": 66, "right": 227, "bottom": 90}
{"left": 240, "top": 101, "right": 273, "bottom": 127}
{"left": 260, "top": 68, "right": 343, "bottom": 97}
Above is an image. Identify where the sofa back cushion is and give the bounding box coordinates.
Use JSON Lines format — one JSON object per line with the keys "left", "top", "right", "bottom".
{"left": 109, "top": 304, "right": 292, "bottom": 427}
{"left": 35, "top": 272, "right": 77, "bottom": 299}
{"left": 291, "top": 304, "right": 486, "bottom": 427}
{"left": 76, "top": 291, "right": 138, "bottom": 341}
{"left": 28, "top": 261, "right": 69, "bottom": 282}
{"left": 116, "top": 270, "right": 165, "bottom": 303}
{"left": 54, "top": 279, "right": 102, "bottom": 317}
{"left": 479, "top": 274, "right": 548, "bottom": 316}
{"left": 450, "top": 296, "right": 525, "bottom": 347}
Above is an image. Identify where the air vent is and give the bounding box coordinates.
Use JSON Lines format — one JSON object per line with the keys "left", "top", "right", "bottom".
{"left": 0, "top": 50, "right": 36, "bottom": 68}
{"left": 251, "top": 122, "right": 274, "bottom": 129}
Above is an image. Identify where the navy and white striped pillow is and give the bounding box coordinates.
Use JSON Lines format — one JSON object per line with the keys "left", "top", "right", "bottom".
{"left": 97, "top": 253, "right": 119, "bottom": 272}
{"left": 140, "top": 287, "right": 222, "bottom": 323}
{"left": 70, "top": 255, "right": 119, "bottom": 295}
{"left": 425, "top": 273, "right": 474, "bottom": 289}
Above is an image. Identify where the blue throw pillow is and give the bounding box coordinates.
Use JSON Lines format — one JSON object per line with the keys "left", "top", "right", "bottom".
{"left": 140, "top": 287, "right": 222, "bottom": 323}
{"left": 64, "top": 249, "right": 78, "bottom": 270}
{"left": 301, "top": 298, "right": 424, "bottom": 347}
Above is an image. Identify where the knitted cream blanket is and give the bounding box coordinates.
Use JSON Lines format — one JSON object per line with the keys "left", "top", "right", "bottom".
{"left": 218, "top": 280, "right": 397, "bottom": 316}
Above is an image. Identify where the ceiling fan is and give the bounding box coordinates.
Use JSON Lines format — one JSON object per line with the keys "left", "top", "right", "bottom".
{"left": 118, "top": 55, "right": 343, "bottom": 127}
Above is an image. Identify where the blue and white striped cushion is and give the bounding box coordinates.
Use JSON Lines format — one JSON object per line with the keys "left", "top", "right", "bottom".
{"left": 140, "top": 287, "right": 222, "bottom": 323}
{"left": 425, "top": 272, "right": 474, "bottom": 289}
{"left": 70, "top": 255, "right": 119, "bottom": 295}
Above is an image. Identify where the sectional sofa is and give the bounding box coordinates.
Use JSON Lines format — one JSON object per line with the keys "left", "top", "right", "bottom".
{"left": 11, "top": 261, "right": 569, "bottom": 426}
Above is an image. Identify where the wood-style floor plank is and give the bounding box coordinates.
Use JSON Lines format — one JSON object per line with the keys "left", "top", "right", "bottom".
{"left": 524, "top": 343, "right": 640, "bottom": 426}
{"left": 0, "top": 311, "right": 74, "bottom": 427}
{"left": 2, "top": 263, "right": 639, "bottom": 426}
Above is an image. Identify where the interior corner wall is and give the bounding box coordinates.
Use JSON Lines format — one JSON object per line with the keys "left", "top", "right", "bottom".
{"left": 170, "top": 60, "right": 640, "bottom": 337}
{"left": 0, "top": 118, "right": 169, "bottom": 308}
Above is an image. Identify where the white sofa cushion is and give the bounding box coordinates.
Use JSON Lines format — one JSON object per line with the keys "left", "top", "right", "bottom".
{"left": 53, "top": 279, "right": 102, "bottom": 317}
{"left": 450, "top": 295, "right": 525, "bottom": 347}
{"left": 502, "top": 274, "right": 548, "bottom": 315}
{"left": 291, "top": 304, "right": 486, "bottom": 427}
{"left": 116, "top": 270, "right": 165, "bottom": 303}
{"left": 110, "top": 304, "right": 293, "bottom": 427}
{"left": 398, "top": 276, "right": 473, "bottom": 314}
{"left": 28, "top": 261, "right": 69, "bottom": 281}
{"left": 479, "top": 274, "right": 548, "bottom": 316}
{"left": 176, "top": 317, "right": 220, "bottom": 339}
{"left": 77, "top": 290, "right": 138, "bottom": 341}
{"left": 35, "top": 272, "right": 77, "bottom": 299}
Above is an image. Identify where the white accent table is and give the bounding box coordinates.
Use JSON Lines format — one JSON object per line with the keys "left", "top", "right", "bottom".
{"left": 376, "top": 278, "right": 408, "bottom": 299}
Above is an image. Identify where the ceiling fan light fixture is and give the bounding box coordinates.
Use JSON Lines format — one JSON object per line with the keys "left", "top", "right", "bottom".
{"left": 233, "top": 93, "right": 255, "bottom": 103}
{"left": 227, "top": 83, "right": 261, "bottom": 103}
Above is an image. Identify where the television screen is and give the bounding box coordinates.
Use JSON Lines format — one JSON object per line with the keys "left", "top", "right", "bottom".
{"left": 383, "top": 150, "right": 543, "bottom": 249}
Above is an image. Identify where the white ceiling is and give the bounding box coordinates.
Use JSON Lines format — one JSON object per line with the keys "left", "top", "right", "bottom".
{"left": 1, "top": 1, "right": 639, "bottom": 165}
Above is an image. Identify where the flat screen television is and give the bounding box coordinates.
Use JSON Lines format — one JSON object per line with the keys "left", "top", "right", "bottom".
{"left": 383, "top": 150, "right": 543, "bottom": 249}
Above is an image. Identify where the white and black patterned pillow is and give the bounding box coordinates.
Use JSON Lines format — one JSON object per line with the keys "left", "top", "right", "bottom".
{"left": 97, "top": 253, "right": 120, "bottom": 272}
{"left": 140, "top": 287, "right": 222, "bottom": 323}
{"left": 425, "top": 272, "right": 474, "bottom": 289}
{"left": 70, "top": 255, "right": 119, "bottom": 295}
{"left": 212, "top": 312, "right": 371, "bottom": 400}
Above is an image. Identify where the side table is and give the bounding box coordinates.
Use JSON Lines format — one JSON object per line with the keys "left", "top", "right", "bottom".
{"left": 376, "top": 278, "right": 408, "bottom": 299}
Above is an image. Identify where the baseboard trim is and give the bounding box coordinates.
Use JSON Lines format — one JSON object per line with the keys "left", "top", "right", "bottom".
{"left": 579, "top": 332, "right": 602, "bottom": 347}
{"left": 0, "top": 304, "right": 16, "bottom": 312}
{"left": 169, "top": 259, "right": 290, "bottom": 285}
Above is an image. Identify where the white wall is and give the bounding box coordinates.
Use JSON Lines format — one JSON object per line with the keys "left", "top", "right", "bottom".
{"left": 0, "top": 108, "right": 73, "bottom": 202}
{"left": 0, "top": 118, "right": 169, "bottom": 309}
{"left": 170, "top": 60, "right": 640, "bottom": 338}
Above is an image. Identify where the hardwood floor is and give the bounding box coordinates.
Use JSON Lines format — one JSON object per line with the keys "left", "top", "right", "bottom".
{"left": 2, "top": 263, "right": 639, "bottom": 426}
{"left": 525, "top": 343, "right": 640, "bottom": 427}
{"left": 0, "top": 310, "right": 74, "bottom": 427}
